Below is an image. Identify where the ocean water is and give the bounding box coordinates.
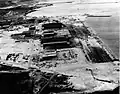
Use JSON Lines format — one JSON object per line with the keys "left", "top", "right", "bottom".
{"left": 0, "top": 0, "right": 119, "bottom": 59}
{"left": 86, "top": 14, "right": 119, "bottom": 58}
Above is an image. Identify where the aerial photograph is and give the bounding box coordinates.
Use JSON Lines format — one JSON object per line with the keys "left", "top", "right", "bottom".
{"left": 0, "top": 0, "right": 119, "bottom": 94}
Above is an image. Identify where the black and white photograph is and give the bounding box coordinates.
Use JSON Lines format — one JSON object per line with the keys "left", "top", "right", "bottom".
{"left": 0, "top": 0, "right": 119, "bottom": 94}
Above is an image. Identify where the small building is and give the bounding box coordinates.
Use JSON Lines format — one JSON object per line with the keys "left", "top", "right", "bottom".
{"left": 41, "top": 51, "right": 57, "bottom": 61}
